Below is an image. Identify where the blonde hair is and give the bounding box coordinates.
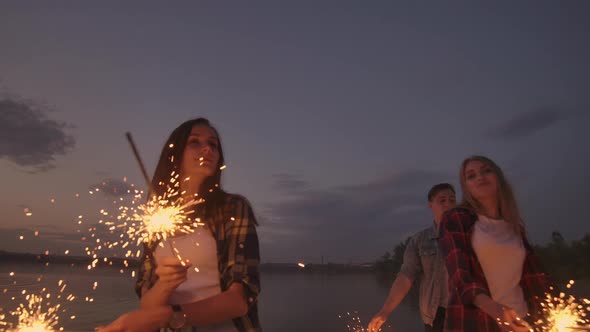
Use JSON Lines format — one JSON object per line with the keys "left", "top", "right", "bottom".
{"left": 459, "top": 155, "right": 524, "bottom": 236}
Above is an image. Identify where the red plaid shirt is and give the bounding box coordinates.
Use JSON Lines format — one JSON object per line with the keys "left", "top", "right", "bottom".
{"left": 438, "top": 207, "right": 552, "bottom": 332}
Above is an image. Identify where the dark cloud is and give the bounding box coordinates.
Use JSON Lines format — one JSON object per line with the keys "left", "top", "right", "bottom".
{"left": 487, "top": 107, "right": 566, "bottom": 140}
{"left": 259, "top": 170, "right": 455, "bottom": 263}
{"left": 0, "top": 96, "right": 75, "bottom": 172}
{"left": 90, "top": 178, "right": 137, "bottom": 197}
{"left": 271, "top": 172, "right": 309, "bottom": 194}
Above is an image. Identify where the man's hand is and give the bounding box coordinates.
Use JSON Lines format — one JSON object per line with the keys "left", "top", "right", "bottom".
{"left": 367, "top": 310, "right": 389, "bottom": 332}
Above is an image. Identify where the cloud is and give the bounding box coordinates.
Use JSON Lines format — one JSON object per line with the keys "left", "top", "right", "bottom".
{"left": 487, "top": 107, "right": 566, "bottom": 140}
{"left": 272, "top": 172, "right": 309, "bottom": 194}
{"left": 259, "top": 170, "right": 455, "bottom": 263}
{"left": 0, "top": 96, "right": 75, "bottom": 172}
{"left": 90, "top": 178, "right": 137, "bottom": 197}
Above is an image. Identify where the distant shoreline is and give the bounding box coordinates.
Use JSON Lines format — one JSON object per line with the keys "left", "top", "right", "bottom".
{"left": 0, "top": 250, "right": 375, "bottom": 273}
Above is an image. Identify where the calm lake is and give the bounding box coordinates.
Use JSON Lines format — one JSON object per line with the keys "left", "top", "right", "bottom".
{"left": 0, "top": 263, "right": 423, "bottom": 332}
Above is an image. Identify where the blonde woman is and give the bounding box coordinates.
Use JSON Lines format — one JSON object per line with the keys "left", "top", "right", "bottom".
{"left": 439, "top": 156, "right": 551, "bottom": 332}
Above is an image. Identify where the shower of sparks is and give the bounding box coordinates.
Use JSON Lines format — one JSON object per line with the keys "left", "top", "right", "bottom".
{"left": 338, "top": 311, "right": 386, "bottom": 332}
{"left": 124, "top": 198, "right": 200, "bottom": 246}
{"left": 535, "top": 281, "right": 590, "bottom": 332}
{"left": 8, "top": 294, "right": 60, "bottom": 332}
{"left": 73, "top": 172, "right": 205, "bottom": 273}
{"left": 0, "top": 280, "right": 76, "bottom": 332}
{"left": 118, "top": 173, "right": 203, "bottom": 248}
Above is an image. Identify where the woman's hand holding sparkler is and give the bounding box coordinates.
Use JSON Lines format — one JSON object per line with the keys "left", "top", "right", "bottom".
{"left": 140, "top": 257, "right": 191, "bottom": 309}
{"left": 494, "top": 306, "right": 532, "bottom": 332}
{"left": 474, "top": 294, "right": 531, "bottom": 332}
{"left": 155, "top": 256, "right": 191, "bottom": 290}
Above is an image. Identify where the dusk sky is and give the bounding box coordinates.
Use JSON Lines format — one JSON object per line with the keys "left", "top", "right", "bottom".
{"left": 1, "top": 1, "right": 589, "bottom": 263}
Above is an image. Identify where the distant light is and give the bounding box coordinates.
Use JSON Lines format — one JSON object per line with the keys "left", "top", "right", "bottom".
{"left": 298, "top": 262, "right": 305, "bottom": 268}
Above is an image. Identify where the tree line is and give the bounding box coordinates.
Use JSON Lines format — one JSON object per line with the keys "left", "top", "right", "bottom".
{"left": 375, "top": 231, "right": 590, "bottom": 283}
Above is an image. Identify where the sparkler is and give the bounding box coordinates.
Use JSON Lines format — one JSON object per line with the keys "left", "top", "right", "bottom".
{"left": 122, "top": 132, "right": 202, "bottom": 265}
{"left": 535, "top": 281, "right": 590, "bottom": 332}
{"left": 339, "top": 312, "right": 367, "bottom": 332}
{"left": 339, "top": 311, "right": 387, "bottom": 332}
{"left": 6, "top": 294, "right": 61, "bottom": 332}
{"left": 125, "top": 132, "right": 152, "bottom": 191}
{"left": 118, "top": 181, "right": 203, "bottom": 260}
{"left": 0, "top": 280, "right": 76, "bottom": 332}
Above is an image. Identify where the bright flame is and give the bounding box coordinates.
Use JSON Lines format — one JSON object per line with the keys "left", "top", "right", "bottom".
{"left": 338, "top": 311, "right": 384, "bottom": 332}
{"left": 15, "top": 321, "right": 54, "bottom": 332}
{"left": 0, "top": 280, "right": 75, "bottom": 331}
{"left": 93, "top": 172, "right": 207, "bottom": 267}
{"left": 125, "top": 196, "right": 202, "bottom": 246}
{"left": 7, "top": 294, "right": 59, "bottom": 332}
{"left": 536, "top": 281, "right": 590, "bottom": 332}
{"left": 553, "top": 310, "right": 578, "bottom": 332}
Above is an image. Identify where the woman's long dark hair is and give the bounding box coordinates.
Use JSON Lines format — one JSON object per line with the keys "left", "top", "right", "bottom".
{"left": 149, "top": 118, "right": 227, "bottom": 224}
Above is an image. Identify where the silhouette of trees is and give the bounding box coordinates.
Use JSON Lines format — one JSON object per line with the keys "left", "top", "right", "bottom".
{"left": 376, "top": 231, "right": 590, "bottom": 282}
{"left": 534, "top": 231, "right": 590, "bottom": 282}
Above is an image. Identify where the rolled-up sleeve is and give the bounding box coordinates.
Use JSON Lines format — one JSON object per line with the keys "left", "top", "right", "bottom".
{"left": 221, "top": 197, "right": 261, "bottom": 307}
{"left": 439, "top": 208, "right": 489, "bottom": 305}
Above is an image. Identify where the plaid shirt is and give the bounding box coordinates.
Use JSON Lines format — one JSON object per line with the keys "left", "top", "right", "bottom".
{"left": 438, "top": 207, "right": 552, "bottom": 332}
{"left": 135, "top": 194, "right": 261, "bottom": 332}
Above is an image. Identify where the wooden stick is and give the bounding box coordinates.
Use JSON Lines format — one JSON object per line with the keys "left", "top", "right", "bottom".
{"left": 125, "top": 132, "right": 152, "bottom": 191}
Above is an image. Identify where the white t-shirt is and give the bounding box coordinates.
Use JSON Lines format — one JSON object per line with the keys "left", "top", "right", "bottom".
{"left": 154, "top": 226, "right": 238, "bottom": 332}
{"left": 471, "top": 215, "right": 528, "bottom": 317}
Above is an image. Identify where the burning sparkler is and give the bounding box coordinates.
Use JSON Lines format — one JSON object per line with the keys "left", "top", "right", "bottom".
{"left": 6, "top": 294, "right": 61, "bottom": 332}
{"left": 339, "top": 311, "right": 388, "bottom": 332}
{"left": 119, "top": 132, "right": 203, "bottom": 264}
{"left": 535, "top": 280, "right": 590, "bottom": 332}
{"left": 119, "top": 182, "right": 203, "bottom": 255}
{"left": 0, "top": 280, "right": 76, "bottom": 332}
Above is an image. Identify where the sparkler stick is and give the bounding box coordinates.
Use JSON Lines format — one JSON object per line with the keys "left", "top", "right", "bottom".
{"left": 124, "top": 132, "right": 192, "bottom": 261}
{"left": 125, "top": 132, "right": 177, "bottom": 257}
{"left": 125, "top": 132, "right": 152, "bottom": 193}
